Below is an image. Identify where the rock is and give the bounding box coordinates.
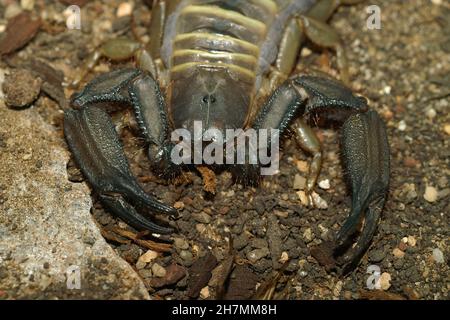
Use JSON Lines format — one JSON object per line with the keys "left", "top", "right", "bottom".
{"left": 311, "top": 192, "right": 328, "bottom": 209}
{"left": 200, "top": 286, "right": 210, "bottom": 299}
{"left": 0, "top": 103, "right": 149, "bottom": 299}
{"left": 444, "top": 124, "right": 450, "bottom": 136}
{"left": 117, "top": 2, "right": 133, "bottom": 17}
{"left": 139, "top": 250, "right": 158, "bottom": 264}
{"left": 21, "top": 0, "right": 35, "bottom": 10}
{"left": 233, "top": 234, "right": 248, "bottom": 250}
{"left": 297, "top": 191, "right": 309, "bottom": 206}
{"left": 393, "top": 248, "right": 405, "bottom": 258}
{"left": 150, "top": 264, "right": 186, "bottom": 288}
{"left": 318, "top": 179, "right": 331, "bottom": 190}
{"left": 424, "top": 186, "right": 438, "bottom": 202}
{"left": 246, "top": 248, "right": 270, "bottom": 263}
{"left": 379, "top": 273, "right": 392, "bottom": 291}
{"left": 173, "top": 201, "right": 185, "bottom": 210}
{"left": 296, "top": 160, "right": 309, "bottom": 173}
{"left": 173, "top": 237, "right": 189, "bottom": 250}
{"left": 397, "top": 183, "right": 418, "bottom": 202}
{"left": 192, "top": 212, "right": 211, "bottom": 224}
{"left": 369, "top": 249, "right": 386, "bottom": 263}
{"left": 407, "top": 236, "right": 417, "bottom": 247}
{"left": 250, "top": 238, "right": 268, "bottom": 249}
{"left": 398, "top": 120, "right": 406, "bottom": 131}
{"left": 293, "top": 174, "right": 306, "bottom": 190}
{"left": 3, "top": 69, "right": 42, "bottom": 108}
{"left": 432, "top": 248, "right": 444, "bottom": 264}
{"left": 179, "top": 250, "right": 194, "bottom": 266}
{"left": 279, "top": 251, "right": 289, "bottom": 264}
{"left": 151, "top": 263, "right": 167, "bottom": 278}
{"left": 303, "top": 228, "right": 314, "bottom": 243}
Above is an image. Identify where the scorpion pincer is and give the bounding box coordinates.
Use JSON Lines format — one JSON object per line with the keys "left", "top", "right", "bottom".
{"left": 64, "top": 0, "right": 390, "bottom": 273}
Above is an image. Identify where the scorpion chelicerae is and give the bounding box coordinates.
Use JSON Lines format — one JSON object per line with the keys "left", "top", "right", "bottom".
{"left": 64, "top": 0, "right": 390, "bottom": 272}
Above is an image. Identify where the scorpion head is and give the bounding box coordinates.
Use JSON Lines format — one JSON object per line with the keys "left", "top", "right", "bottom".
{"left": 169, "top": 66, "right": 252, "bottom": 147}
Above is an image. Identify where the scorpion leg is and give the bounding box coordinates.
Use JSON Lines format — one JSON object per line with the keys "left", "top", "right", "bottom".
{"left": 268, "top": 0, "right": 364, "bottom": 91}
{"left": 252, "top": 75, "right": 389, "bottom": 270}
{"left": 65, "top": 68, "right": 178, "bottom": 232}
{"left": 291, "top": 119, "right": 323, "bottom": 207}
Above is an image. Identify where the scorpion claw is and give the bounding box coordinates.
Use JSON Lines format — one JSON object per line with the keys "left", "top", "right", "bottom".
{"left": 99, "top": 194, "right": 173, "bottom": 234}
{"left": 64, "top": 106, "right": 175, "bottom": 233}
{"left": 334, "top": 110, "right": 390, "bottom": 272}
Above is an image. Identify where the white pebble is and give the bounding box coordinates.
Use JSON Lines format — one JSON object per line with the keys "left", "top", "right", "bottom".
{"left": 424, "top": 186, "right": 438, "bottom": 203}
{"left": 318, "top": 179, "right": 331, "bottom": 190}
{"left": 431, "top": 0, "right": 442, "bottom": 5}
{"left": 432, "top": 248, "right": 444, "bottom": 264}
{"left": 398, "top": 120, "right": 407, "bottom": 131}
{"left": 311, "top": 191, "right": 328, "bottom": 209}
{"left": 383, "top": 86, "right": 392, "bottom": 95}
{"left": 117, "top": 2, "right": 134, "bottom": 17}
{"left": 426, "top": 108, "right": 437, "bottom": 119}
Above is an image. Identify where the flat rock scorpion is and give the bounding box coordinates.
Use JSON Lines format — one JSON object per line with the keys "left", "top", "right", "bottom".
{"left": 64, "top": 0, "right": 390, "bottom": 272}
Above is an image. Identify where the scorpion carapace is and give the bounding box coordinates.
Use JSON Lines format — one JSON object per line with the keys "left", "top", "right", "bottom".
{"left": 64, "top": 0, "right": 390, "bottom": 273}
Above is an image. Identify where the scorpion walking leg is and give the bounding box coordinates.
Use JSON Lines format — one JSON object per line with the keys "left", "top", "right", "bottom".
{"left": 291, "top": 119, "right": 323, "bottom": 206}
{"left": 65, "top": 68, "right": 178, "bottom": 233}
{"left": 269, "top": 0, "right": 365, "bottom": 90}
{"left": 253, "top": 74, "right": 389, "bottom": 270}
{"left": 69, "top": 0, "right": 171, "bottom": 89}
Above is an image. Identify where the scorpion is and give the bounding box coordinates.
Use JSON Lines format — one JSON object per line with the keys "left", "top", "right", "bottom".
{"left": 64, "top": 0, "right": 390, "bottom": 273}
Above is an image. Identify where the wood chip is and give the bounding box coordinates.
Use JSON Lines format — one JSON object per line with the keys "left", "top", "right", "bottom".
{"left": 197, "top": 166, "right": 217, "bottom": 194}
{"left": 0, "top": 12, "right": 41, "bottom": 55}
{"left": 110, "top": 227, "right": 172, "bottom": 253}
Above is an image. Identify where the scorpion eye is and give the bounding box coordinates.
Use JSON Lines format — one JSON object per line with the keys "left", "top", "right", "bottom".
{"left": 202, "top": 95, "right": 216, "bottom": 104}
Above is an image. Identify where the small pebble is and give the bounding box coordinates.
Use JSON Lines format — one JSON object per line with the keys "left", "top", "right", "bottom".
{"left": 425, "top": 108, "right": 437, "bottom": 119}
{"left": 179, "top": 250, "right": 193, "bottom": 265}
{"left": 432, "top": 248, "right": 444, "bottom": 264}
{"left": 303, "top": 228, "right": 314, "bottom": 243}
{"left": 424, "top": 186, "right": 438, "bottom": 203}
{"left": 200, "top": 286, "right": 210, "bottom": 299}
{"left": 4, "top": 3, "right": 22, "bottom": 19}
{"left": 444, "top": 124, "right": 450, "bottom": 135}
{"left": 318, "top": 179, "right": 330, "bottom": 190}
{"left": 20, "top": 0, "right": 35, "bottom": 11}
{"left": 279, "top": 251, "right": 289, "bottom": 264}
{"left": 173, "top": 237, "right": 189, "bottom": 250}
{"left": 311, "top": 192, "right": 328, "bottom": 209}
{"left": 379, "top": 272, "right": 391, "bottom": 291}
{"left": 398, "top": 120, "right": 407, "bottom": 131}
{"left": 369, "top": 249, "right": 386, "bottom": 263}
{"left": 151, "top": 263, "right": 167, "bottom": 278}
{"left": 3, "top": 69, "right": 42, "bottom": 108}
{"left": 297, "top": 191, "right": 309, "bottom": 206}
{"left": 192, "top": 212, "right": 211, "bottom": 224}
{"left": 293, "top": 174, "right": 306, "bottom": 190}
{"left": 407, "top": 236, "right": 417, "bottom": 247}
{"left": 139, "top": 250, "right": 158, "bottom": 263}
{"left": 393, "top": 248, "right": 405, "bottom": 258}
{"left": 135, "top": 259, "right": 146, "bottom": 270}
{"left": 117, "top": 2, "right": 133, "bottom": 17}
{"left": 246, "top": 248, "right": 269, "bottom": 263}
{"left": 296, "top": 160, "right": 309, "bottom": 173}
{"left": 173, "top": 201, "right": 184, "bottom": 210}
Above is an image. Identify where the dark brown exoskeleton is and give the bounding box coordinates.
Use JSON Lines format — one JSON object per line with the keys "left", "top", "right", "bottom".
{"left": 64, "top": 0, "right": 390, "bottom": 273}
